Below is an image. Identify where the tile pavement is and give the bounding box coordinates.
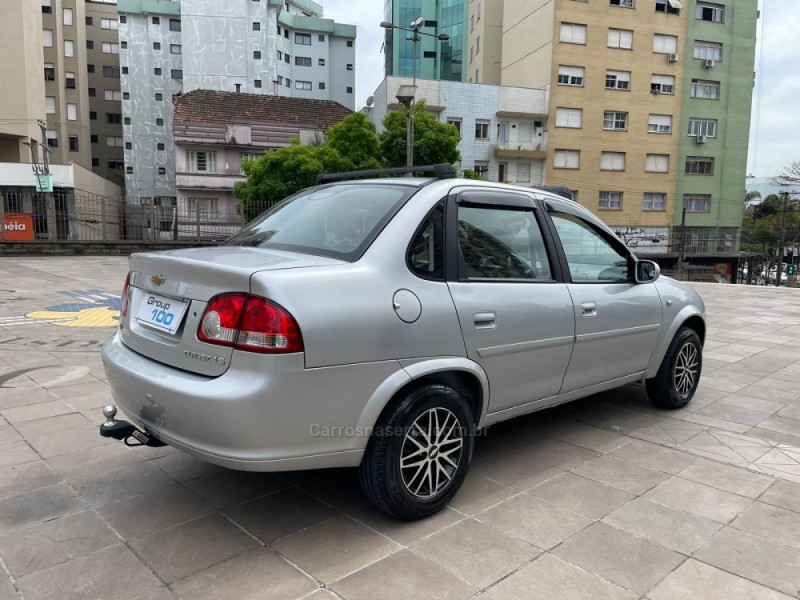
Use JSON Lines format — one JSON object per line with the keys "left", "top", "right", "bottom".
{"left": 1, "top": 257, "right": 800, "bottom": 598}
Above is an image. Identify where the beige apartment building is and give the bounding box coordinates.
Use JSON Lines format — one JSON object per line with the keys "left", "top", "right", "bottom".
{"left": 466, "top": 0, "right": 504, "bottom": 86}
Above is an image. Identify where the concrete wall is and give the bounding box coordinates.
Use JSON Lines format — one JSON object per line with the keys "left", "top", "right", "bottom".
{"left": 500, "top": 0, "right": 554, "bottom": 89}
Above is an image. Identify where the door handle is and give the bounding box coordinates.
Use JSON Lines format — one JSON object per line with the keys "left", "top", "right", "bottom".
{"left": 581, "top": 302, "right": 597, "bottom": 317}
{"left": 474, "top": 311, "right": 496, "bottom": 330}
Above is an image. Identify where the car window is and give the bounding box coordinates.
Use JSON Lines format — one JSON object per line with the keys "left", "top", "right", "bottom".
{"left": 458, "top": 205, "right": 552, "bottom": 280}
{"left": 408, "top": 201, "right": 445, "bottom": 280}
{"left": 223, "top": 184, "right": 415, "bottom": 261}
{"left": 550, "top": 211, "right": 630, "bottom": 282}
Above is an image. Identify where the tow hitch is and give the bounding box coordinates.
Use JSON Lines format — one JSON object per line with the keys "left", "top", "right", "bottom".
{"left": 99, "top": 405, "right": 166, "bottom": 447}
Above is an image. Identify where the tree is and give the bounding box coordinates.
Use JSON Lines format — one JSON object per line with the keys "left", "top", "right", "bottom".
{"left": 379, "top": 101, "right": 461, "bottom": 167}
{"left": 776, "top": 160, "right": 800, "bottom": 185}
{"left": 744, "top": 190, "right": 761, "bottom": 205}
{"left": 234, "top": 113, "right": 384, "bottom": 222}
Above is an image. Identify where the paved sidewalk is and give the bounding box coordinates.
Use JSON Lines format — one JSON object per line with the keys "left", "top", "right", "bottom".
{"left": 1, "top": 256, "right": 800, "bottom": 600}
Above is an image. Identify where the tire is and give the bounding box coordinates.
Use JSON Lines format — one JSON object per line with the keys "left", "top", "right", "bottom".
{"left": 358, "top": 383, "right": 475, "bottom": 520}
{"left": 646, "top": 326, "right": 703, "bottom": 409}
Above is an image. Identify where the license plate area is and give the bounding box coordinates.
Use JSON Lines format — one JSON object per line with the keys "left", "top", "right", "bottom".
{"left": 134, "top": 293, "right": 189, "bottom": 335}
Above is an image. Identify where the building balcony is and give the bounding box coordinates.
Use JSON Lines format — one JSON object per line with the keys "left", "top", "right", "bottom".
{"left": 494, "top": 142, "right": 547, "bottom": 159}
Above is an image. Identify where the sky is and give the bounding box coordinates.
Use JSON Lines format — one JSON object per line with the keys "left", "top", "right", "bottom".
{"left": 321, "top": 0, "right": 800, "bottom": 179}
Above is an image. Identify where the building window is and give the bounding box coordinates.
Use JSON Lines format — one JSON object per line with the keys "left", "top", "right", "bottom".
{"left": 158, "top": 167, "right": 166, "bottom": 175}
{"left": 655, "top": 0, "right": 680, "bottom": 14}
{"left": 474, "top": 162, "right": 489, "bottom": 178}
{"left": 684, "top": 194, "right": 711, "bottom": 212}
{"left": 347, "top": 40, "right": 353, "bottom": 47}
{"left": 694, "top": 40, "right": 722, "bottom": 61}
{"left": 171, "top": 44, "right": 182, "bottom": 54}
{"left": 172, "top": 70, "right": 183, "bottom": 79}
{"left": 103, "top": 66, "right": 120, "bottom": 78}
{"left": 643, "top": 192, "right": 666, "bottom": 211}
{"left": 691, "top": 79, "right": 720, "bottom": 100}
{"left": 91, "top": 134, "right": 98, "bottom": 143}
{"left": 169, "top": 19, "right": 181, "bottom": 31}
{"left": 119, "top": 16, "right": 126, "bottom": 24}
{"left": 648, "top": 114, "right": 672, "bottom": 133}
{"left": 554, "top": 149, "right": 580, "bottom": 169}
{"left": 106, "top": 113, "right": 122, "bottom": 124}
{"left": 90, "top": 111, "right": 97, "bottom": 120}
{"left": 476, "top": 36, "right": 480, "bottom": 55}
{"left": 122, "top": 67, "right": 128, "bottom": 74}
{"left": 609, "top": 0, "right": 634, "bottom": 7}
{"left": 107, "top": 160, "right": 124, "bottom": 169}
{"left": 46, "top": 130, "right": 58, "bottom": 147}
{"left": 44, "top": 63, "right": 55, "bottom": 80}
{"left": 42, "top": 0, "right": 52, "bottom": 13}
{"left": 253, "top": 50, "right": 261, "bottom": 59}
{"left": 286, "top": 78, "right": 291, "bottom": 87}
{"left": 123, "top": 92, "right": 129, "bottom": 99}
{"left": 285, "top": 54, "right": 291, "bottom": 63}
{"left": 607, "top": 28, "right": 633, "bottom": 49}
{"left": 92, "top": 158, "right": 99, "bottom": 166}
{"left": 125, "top": 142, "right": 131, "bottom": 150}
{"left": 474, "top": 120, "right": 490, "bottom": 140}
{"left": 557, "top": 65, "right": 584, "bottom": 86}
{"left": 156, "top": 118, "right": 164, "bottom": 126}
{"left": 104, "top": 89, "right": 122, "bottom": 101}
{"left": 651, "top": 74, "right": 675, "bottom": 94}
{"left": 64, "top": 40, "right": 75, "bottom": 57}
{"left": 696, "top": 2, "right": 724, "bottom": 22}
{"left": 101, "top": 18, "right": 119, "bottom": 30}
{"left": 252, "top": 21, "right": 261, "bottom": 30}
{"left": 295, "top": 80, "right": 312, "bottom": 90}
{"left": 318, "top": 82, "right": 325, "bottom": 90}
{"left": 187, "top": 198, "right": 218, "bottom": 222}
{"left": 153, "top": 42, "right": 161, "bottom": 50}
{"left": 318, "top": 34, "right": 325, "bottom": 42}
{"left": 295, "top": 56, "right": 312, "bottom": 66}
{"left": 45, "top": 96, "right": 56, "bottom": 114}
{"left": 85, "top": 16, "right": 94, "bottom": 26}
{"left": 102, "top": 42, "right": 119, "bottom": 54}
{"left": 155, "top": 92, "right": 163, "bottom": 101}
{"left": 346, "top": 86, "right": 353, "bottom": 93}
{"left": 65, "top": 72, "right": 76, "bottom": 88}
{"left": 154, "top": 68, "right": 162, "bottom": 76}
{"left": 347, "top": 63, "right": 354, "bottom": 70}
{"left": 599, "top": 191, "right": 623, "bottom": 209}
{"left": 645, "top": 154, "right": 670, "bottom": 172}
{"left": 126, "top": 166, "right": 133, "bottom": 174}
{"left": 43, "top": 29, "right": 54, "bottom": 47}
{"left": 600, "top": 151, "right": 625, "bottom": 171}
{"left": 516, "top": 163, "right": 531, "bottom": 183}
{"left": 447, "top": 118, "right": 462, "bottom": 134}
{"left": 688, "top": 118, "right": 717, "bottom": 137}
{"left": 685, "top": 156, "right": 714, "bottom": 175}
{"left": 603, "top": 111, "right": 628, "bottom": 131}
{"left": 87, "top": 64, "right": 95, "bottom": 73}
{"left": 87, "top": 40, "right": 94, "bottom": 49}
{"left": 124, "top": 117, "right": 130, "bottom": 124}
{"left": 121, "top": 41, "right": 127, "bottom": 49}
{"left": 318, "top": 58, "right": 325, "bottom": 66}
{"left": 605, "top": 70, "right": 630, "bottom": 90}
{"left": 653, "top": 34, "right": 678, "bottom": 54}
{"left": 157, "top": 143, "right": 165, "bottom": 151}
{"left": 187, "top": 151, "right": 217, "bottom": 174}
{"left": 284, "top": 29, "right": 290, "bottom": 39}
{"left": 295, "top": 33, "right": 311, "bottom": 45}
{"left": 556, "top": 107, "right": 582, "bottom": 128}
{"left": 560, "top": 23, "right": 587, "bottom": 44}
{"left": 254, "top": 79, "right": 262, "bottom": 88}
{"left": 106, "top": 136, "right": 124, "bottom": 147}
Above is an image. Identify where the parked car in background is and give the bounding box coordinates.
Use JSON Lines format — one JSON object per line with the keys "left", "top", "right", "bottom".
{"left": 101, "top": 165, "right": 706, "bottom": 519}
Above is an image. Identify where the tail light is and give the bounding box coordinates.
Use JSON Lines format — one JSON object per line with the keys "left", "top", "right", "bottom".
{"left": 120, "top": 273, "right": 132, "bottom": 318}
{"left": 197, "top": 293, "right": 303, "bottom": 353}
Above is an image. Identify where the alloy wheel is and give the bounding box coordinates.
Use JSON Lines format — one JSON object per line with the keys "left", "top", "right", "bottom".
{"left": 400, "top": 407, "right": 464, "bottom": 499}
{"left": 674, "top": 341, "right": 699, "bottom": 398}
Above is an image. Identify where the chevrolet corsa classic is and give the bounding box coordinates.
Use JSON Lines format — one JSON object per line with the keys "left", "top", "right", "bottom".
{"left": 101, "top": 167, "right": 705, "bottom": 520}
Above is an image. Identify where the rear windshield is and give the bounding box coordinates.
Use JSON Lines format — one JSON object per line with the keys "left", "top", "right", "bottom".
{"left": 224, "top": 184, "right": 416, "bottom": 261}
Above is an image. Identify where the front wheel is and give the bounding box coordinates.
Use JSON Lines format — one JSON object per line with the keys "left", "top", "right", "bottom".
{"left": 646, "top": 326, "right": 703, "bottom": 409}
{"left": 358, "top": 383, "right": 475, "bottom": 520}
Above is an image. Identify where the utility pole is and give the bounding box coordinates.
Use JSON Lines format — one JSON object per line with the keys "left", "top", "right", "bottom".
{"left": 33, "top": 120, "right": 56, "bottom": 240}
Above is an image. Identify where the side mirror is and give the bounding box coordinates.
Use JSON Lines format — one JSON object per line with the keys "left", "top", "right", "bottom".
{"left": 635, "top": 259, "right": 660, "bottom": 283}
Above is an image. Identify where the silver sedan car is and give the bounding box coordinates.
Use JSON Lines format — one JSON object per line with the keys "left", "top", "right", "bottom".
{"left": 101, "top": 167, "right": 705, "bottom": 520}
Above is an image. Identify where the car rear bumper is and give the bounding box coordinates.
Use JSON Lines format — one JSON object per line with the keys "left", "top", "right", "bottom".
{"left": 101, "top": 332, "right": 400, "bottom": 471}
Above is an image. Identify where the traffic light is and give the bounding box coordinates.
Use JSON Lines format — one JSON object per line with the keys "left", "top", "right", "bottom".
{"left": 789, "top": 265, "right": 795, "bottom": 276}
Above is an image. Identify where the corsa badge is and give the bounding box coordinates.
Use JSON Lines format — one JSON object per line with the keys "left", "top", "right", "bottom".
{"left": 151, "top": 274, "right": 166, "bottom": 286}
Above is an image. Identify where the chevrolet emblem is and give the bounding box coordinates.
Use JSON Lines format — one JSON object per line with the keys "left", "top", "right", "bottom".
{"left": 151, "top": 274, "right": 166, "bottom": 286}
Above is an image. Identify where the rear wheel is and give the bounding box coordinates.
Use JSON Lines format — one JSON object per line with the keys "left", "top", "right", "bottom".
{"left": 358, "top": 383, "right": 474, "bottom": 520}
{"left": 646, "top": 327, "right": 702, "bottom": 409}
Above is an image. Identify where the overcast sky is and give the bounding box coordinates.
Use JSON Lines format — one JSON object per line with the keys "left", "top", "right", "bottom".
{"left": 321, "top": 0, "right": 799, "bottom": 178}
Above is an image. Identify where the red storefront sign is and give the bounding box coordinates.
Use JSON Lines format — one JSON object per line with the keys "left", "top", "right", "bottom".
{"left": 3, "top": 214, "right": 35, "bottom": 240}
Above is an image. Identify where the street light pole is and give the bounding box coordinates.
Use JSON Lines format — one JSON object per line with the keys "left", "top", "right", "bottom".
{"left": 380, "top": 19, "right": 449, "bottom": 170}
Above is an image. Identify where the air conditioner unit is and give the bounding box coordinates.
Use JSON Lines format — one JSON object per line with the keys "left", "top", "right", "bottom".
{"left": 704, "top": 59, "right": 716, "bottom": 68}
{"left": 667, "top": 53, "right": 679, "bottom": 63}
{"left": 695, "top": 134, "right": 707, "bottom": 144}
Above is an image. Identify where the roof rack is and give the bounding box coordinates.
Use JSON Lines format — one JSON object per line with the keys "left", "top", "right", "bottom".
{"left": 533, "top": 185, "right": 574, "bottom": 200}
{"left": 315, "top": 164, "right": 456, "bottom": 185}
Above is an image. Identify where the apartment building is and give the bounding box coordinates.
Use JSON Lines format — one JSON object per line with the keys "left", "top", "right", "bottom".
{"left": 118, "top": 0, "right": 356, "bottom": 203}
{"left": 383, "top": 0, "right": 468, "bottom": 82}
{"left": 469, "top": 0, "right": 757, "bottom": 258}
{"left": 368, "top": 76, "right": 549, "bottom": 186}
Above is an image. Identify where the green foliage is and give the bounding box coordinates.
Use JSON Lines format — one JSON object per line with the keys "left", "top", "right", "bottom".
{"left": 379, "top": 101, "right": 461, "bottom": 167}
{"left": 741, "top": 193, "right": 800, "bottom": 258}
{"left": 462, "top": 169, "right": 483, "bottom": 180}
{"left": 325, "top": 112, "right": 383, "bottom": 171}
